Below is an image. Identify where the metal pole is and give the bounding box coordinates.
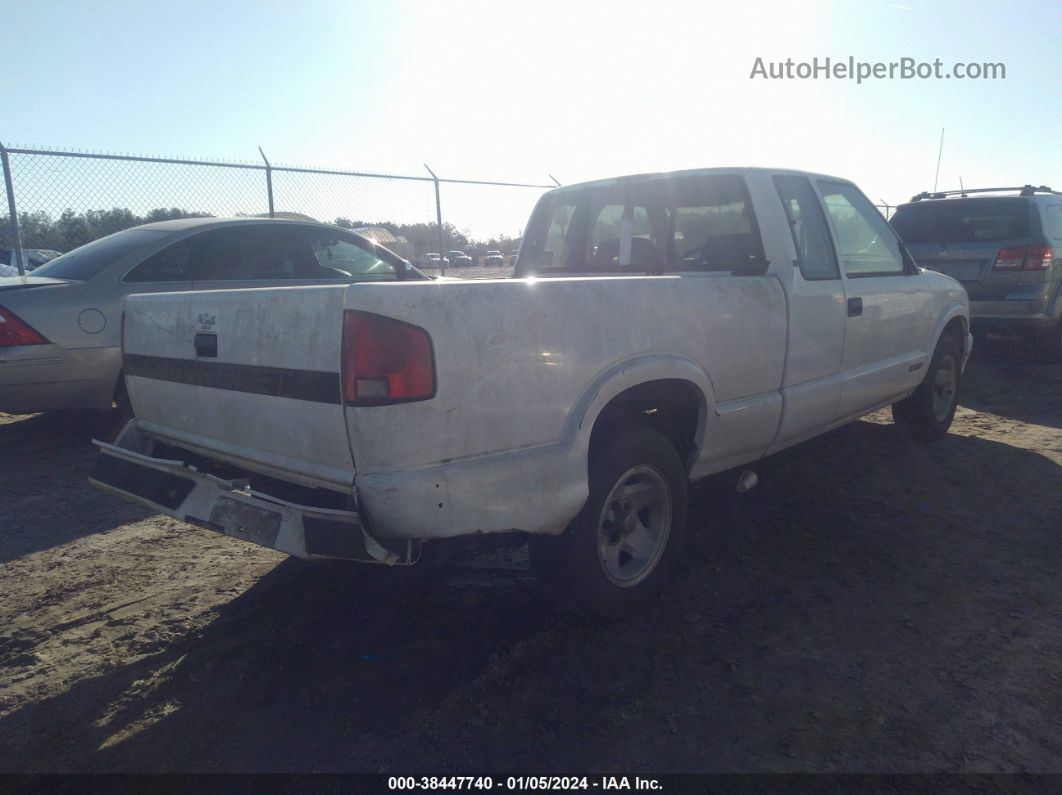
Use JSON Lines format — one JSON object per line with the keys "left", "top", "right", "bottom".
{"left": 933, "top": 128, "right": 944, "bottom": 192}
{"left": 425, "top": 164, "right": 444, "bottom": 277}
{"left": 1, "top": 141, "right": 25, "bottom": 276}
{"left": 258, "top": 146, "right": 274, "bottom": 218}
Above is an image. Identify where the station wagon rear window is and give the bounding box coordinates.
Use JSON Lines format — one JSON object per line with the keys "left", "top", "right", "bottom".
{"left": 518, "top": 174, "right": 765, "bottom": 275}
{"left": 890, "top": 199, "right": 1032, "bottom": 244}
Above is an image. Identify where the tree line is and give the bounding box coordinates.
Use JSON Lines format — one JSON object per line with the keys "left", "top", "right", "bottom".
{"left": 2, "top": 208, "right": 520, "bottom": 256}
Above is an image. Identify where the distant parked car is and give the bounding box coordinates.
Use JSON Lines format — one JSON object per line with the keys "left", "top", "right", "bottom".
{"left": 418, "top": 253, "right": 447, "bottom": 269}
{"left": 447, "top": 250, "right": 473, "bottom": 268}
{"left": 0, "top": 248, "right": 61, "bottom": 273}
{"left": 483, "top": 250, "right": 505, "bottom": 267}
{"left": 0, "top": 217, "right": 425, "bottom": 415}
{"left": 891, "top": 185, "right": 1062, "bottom": 362}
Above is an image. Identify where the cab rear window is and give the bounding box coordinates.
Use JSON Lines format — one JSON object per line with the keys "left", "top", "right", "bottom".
{"left": 518, "top": 174, "right": 765, "bottom": 275}
{"left": 891, "top": 199, "right": 1032, "bottom": 244}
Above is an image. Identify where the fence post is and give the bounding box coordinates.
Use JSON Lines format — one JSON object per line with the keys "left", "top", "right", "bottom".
{"left": 424, "top": 163, "right": 444, "bottom": 276}
{"left": 0, "top": 141, "right": 25, "bottom": 276}
{"left": 258, "top": 146, "right": 274, "bottom": 218}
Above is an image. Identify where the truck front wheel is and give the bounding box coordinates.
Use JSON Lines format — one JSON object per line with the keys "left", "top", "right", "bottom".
{"left": 533, "top": 425, "right": 687, "bottom": 619}
{"left": 892, "top": 333, "right": 961, "bottom": 441}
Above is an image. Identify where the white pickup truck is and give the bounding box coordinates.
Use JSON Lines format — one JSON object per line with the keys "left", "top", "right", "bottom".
{"left": 92, "top": 168, "right": 971, "bottom": 617}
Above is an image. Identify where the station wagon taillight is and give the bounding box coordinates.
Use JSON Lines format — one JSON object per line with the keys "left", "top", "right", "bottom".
{"left": 993, "top": 244, "right": 1054, "bottom": 271}
{"left": 0, "top": 306, "right": 48, "bottom": 346}
{"left": 341, "top": 310, "right": 435, "bottom": 404}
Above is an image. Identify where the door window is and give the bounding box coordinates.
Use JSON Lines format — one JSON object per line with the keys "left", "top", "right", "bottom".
{"left": 186, "top": 226, "right": 318, "bottom": 281}
{"left": 820, "top": 182, "right": 905, "bottom": 276}
{"left": 774, "top": 175, "right": 839, "bottom": 280}
{"left": 310, "top": 233, "right": 396, "bottom": 279}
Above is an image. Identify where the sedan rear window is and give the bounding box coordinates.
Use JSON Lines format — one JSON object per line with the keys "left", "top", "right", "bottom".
{"left": 891, "top": 199, "right": 1032, "bottom": 244}
{"left": 32, "top": 229, "right": 167, "bottom": 281}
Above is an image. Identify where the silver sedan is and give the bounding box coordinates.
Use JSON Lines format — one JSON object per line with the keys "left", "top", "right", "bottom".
{"left": 0, "top": 217, "right": 423, "bottom": 414}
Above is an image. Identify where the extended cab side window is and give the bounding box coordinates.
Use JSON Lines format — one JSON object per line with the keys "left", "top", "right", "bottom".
{"left": 665, "top": 176, "right": 764, "bottom": 272}
{"left": 774, "top": 175, "right": 839, "bottom": 280}
{"left": 819, "top": 182, "right": 905, "bottom": 276}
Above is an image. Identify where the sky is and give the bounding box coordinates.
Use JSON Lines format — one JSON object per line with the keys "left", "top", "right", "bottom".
{"left": 3, "top": 0, "right": 1060, "bottom": 236}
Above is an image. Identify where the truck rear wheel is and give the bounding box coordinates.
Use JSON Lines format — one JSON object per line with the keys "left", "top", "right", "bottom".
{"left": 533, "top": 425, "right": 687, "bottom": 619}
{"left": 892, "top": 333, "right": 961, "bottom": 441}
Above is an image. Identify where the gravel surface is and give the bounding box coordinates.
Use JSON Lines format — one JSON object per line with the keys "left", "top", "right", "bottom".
{"left": 0, "top": 341, "right": 1059, "bottom": 773}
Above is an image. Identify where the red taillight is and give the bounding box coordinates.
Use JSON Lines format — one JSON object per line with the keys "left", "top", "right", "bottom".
{"left": 1023, "top": 244, "right": 1053, "bottom": 271}
{"left": 0, "top": 306, "right": 48, "bottom": 346}
{"left": 341, "top": 310, "right": 435, "bottom": 404}
{"left": 993, "top": 244, "right": 1055, "bottom": 271}
{"left": 993, "top": 246, "right": 1027, "bottom": 271}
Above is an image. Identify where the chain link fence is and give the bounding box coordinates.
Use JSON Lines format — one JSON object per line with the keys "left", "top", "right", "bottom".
{"left": 0, "top": 143, "right": 902, "bottom": 279}
{"left": 0, "top": 143, "right": 552, "bottom": 279}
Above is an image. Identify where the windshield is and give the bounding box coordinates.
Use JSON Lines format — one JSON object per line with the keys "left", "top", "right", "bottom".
{"left": 891, "top": 198, "right": 1032, "bottom": 244}
{"left": 33, "top": 229, "right": 167, "bottom": 280}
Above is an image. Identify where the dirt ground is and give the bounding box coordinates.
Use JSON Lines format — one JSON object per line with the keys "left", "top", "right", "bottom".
{"left": 1, "top": 340, "right": 1060, "bottom": 774}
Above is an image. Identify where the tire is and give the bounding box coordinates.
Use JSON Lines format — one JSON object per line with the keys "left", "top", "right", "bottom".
{"left": 892, "top": 333, "right": 962, "bottom": 441}
{"left": 533, "top": 424, "right": 687, "bottom": 620}
{"left": 1033, "top": 323, "right": 1062, "bottom": 364}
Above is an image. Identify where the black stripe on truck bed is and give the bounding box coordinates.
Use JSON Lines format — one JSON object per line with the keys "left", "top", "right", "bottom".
{"left": 124, "top": 354, "right": 342, "bottom": 405}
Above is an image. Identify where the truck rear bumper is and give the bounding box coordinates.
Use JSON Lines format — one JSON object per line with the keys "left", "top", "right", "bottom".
{"left": 89, "top": 424, "right": 415, "bottom": 565}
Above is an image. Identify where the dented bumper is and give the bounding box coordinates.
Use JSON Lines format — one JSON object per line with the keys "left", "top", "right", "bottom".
{"left": 89, "top": 424, "right": 416, "bottom": 565}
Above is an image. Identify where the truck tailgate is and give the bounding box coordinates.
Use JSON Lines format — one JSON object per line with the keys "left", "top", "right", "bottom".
{"left": 122, "top": 285, "right": 354, "bottom": 489}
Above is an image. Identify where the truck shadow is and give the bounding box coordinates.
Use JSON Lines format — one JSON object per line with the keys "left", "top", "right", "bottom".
{"left": 0, "top": 412, "right": 151, "bottom": 562}
{"left": 2, "top": 417, "right": 1060, "bottom": 772}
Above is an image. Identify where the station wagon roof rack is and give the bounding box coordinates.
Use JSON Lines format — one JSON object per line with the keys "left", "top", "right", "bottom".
{"left": 909, "top": 185, "right": 1060, "bottom": 201}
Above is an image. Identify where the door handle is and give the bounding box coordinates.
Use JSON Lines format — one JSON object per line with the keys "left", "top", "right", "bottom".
{"left": 194, "top": 333, "right": 217, "bottom": 358}
{"left": 847, "top": 297, "right": 863, "bottom": 317}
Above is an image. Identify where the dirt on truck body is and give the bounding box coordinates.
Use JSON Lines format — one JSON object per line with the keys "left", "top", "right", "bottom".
{"left": 0, "top": 344, "right": 1060, "bottom": 773}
